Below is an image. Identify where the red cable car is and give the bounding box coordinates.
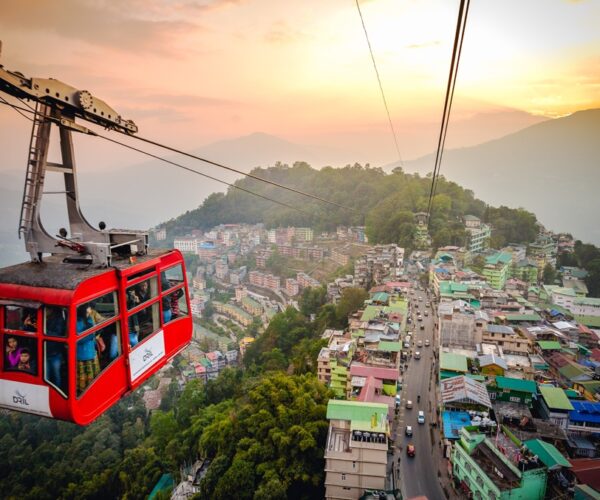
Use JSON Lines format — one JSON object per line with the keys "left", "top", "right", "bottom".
{"left": 0, "top": 249, "right": 192, "bottom": 424}
{"left": 0, "top": 62, "right": 192, "bottom": 424}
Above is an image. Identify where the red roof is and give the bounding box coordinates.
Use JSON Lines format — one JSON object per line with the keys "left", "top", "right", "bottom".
{"left": 350, "top": 363, "right": 399, "bottom": 380}
{"left": 546, "top": 352, "right": 571, "bottom": 369}
{"left": 591, "top": 348, "right": 600, "bottom": 363}
{"left": 569, "top": 458, "right": 600, "bottom": 490}
{"left": 385, "top": 281, "right": 410, "bottom": 290}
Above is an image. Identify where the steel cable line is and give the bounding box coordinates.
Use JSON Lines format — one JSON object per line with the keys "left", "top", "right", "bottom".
{"left": 0, "top": 99, "right": 315, "bottom": 216}
{"left": 0, "top": 98, "right": 358, "bottom": 214}
{"left": 355, "top": 0, "right": 404, "bottom": 168}
{"left": 426, "top": 0, "right": 470, "bottom": 227}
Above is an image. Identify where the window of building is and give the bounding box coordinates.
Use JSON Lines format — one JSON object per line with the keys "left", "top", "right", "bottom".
{"left": 341, "top": 473, "right": 346, "bottom": 481}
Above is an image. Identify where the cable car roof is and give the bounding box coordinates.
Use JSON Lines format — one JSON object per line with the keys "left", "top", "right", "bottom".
{"left": 0, "top": 248, "right": 171, "bottom": 290}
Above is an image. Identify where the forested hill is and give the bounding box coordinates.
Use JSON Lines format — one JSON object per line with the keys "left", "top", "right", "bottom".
{"left": 163, "top": 161, "right": 539, "bottom": 248}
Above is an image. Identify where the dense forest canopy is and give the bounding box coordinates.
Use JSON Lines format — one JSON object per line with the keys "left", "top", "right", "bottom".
{"left": 162, "top": 162, "right": 539, "bottom": 249}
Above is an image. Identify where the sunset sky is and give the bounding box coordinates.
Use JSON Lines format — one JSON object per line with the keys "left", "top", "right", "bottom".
{"left": 0, "top": 0, "right": 598, "bottom": 169}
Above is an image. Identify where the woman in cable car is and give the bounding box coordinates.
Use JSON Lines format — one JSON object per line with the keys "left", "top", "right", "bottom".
{"left": 0, "top": 249, "right": 192, "bottom": 425}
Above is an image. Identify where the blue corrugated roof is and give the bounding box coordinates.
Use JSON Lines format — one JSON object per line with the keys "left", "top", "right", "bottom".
{"left": 569, "top": 400, "right": 600, "bottom": 424}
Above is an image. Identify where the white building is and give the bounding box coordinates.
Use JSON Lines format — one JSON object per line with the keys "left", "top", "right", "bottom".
{"left": 174, "top": 237, "right": 200, "bottom": 253}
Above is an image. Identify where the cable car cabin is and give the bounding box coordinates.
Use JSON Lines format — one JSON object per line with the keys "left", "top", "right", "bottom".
{"left": 0, "top": 249, "right": 192, "bottom": 425}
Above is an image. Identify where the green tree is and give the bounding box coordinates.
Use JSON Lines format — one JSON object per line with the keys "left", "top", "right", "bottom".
{"left": 543, "top": 263, "right": 557, "bottom": 285}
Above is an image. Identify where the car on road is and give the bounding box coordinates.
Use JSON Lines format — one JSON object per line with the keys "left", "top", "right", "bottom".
{"left": 425, "top": 339, "right": 430, "bottom": 347}
{"left": 418, "top": 411, "right": 425, "bottom": 424}
{"left": 405, "top": 426, "right": 413, "bottom": 437}
{"left": 420, "top": 324, "right": 425, "bottom": 330}
{"left": 417, "top": 315, "right": 422, "bottom": 321}
{"left": 417, "top": 340, "right": 422, "bottom": 348}
{"left": 404, "top": 341, "right": 410, "bottom": 348}
{"left": 424, "top": 310, "right": 429, "bottom": 316}
{"left": 414, "top": 351, "right": 421, "bottom": 359}
{"left": 407, "top": 444, "right": 416, "bottom": 457}
{"left": 406, "top": 400, "right": 413, "bottom": 409}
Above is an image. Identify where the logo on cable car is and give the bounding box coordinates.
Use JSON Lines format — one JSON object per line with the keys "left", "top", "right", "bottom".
{"left": 13, "top": 390, "right": 30, "bottom": 406}
{"left": 142, "top": 349, "right": 154, "bottom": 362}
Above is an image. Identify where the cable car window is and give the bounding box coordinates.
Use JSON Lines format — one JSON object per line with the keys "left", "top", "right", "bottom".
{"left": 98, "top": 322, "right": 121, "bottom": 369}
{"left": 44, "top": 306, "right": 68, "bottom": 337}
{"left": 44, "top": 341, "right": 68, "bottom": 396}
{"left": 163, "top": 287, "right": 188, "bottom": 325}
{"left": 76, "top": 323, "right": 116, "bottom": 397}
{"left": 4, "top": 306, "right": 38, "bottom": 333}
{"left": 126, "top": 277, "right": 158, "bottom": 310}
{"left": 128, "top": 303, "right": 159, "bottom": 348}
{"left": 4, "top": 335, "right": 37, "bottom": 375}
{"left": 76, "top": 291, "right": 118, "bottom": 335}
{"left": 161, "top": 265, "right": 184, "bottom": 291}
{"left": 127, "top": 267, "right": 155, "bottom": 282}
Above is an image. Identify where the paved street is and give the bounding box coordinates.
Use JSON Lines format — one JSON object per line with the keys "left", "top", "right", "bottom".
{"left": 392, "top": 291, "right": 445, "bottom": 500}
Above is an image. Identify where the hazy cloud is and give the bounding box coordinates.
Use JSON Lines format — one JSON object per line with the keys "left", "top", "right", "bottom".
{"left": 0, "top": 0, "right": 200, "bottom": 54}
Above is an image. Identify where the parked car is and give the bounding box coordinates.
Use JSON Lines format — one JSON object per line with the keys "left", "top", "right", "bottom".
{"left": 418, "top": 411, "right": 425, "bottom": 424}
{"left": 425, "top": 339, "right": 430, "bottom": 347}
{"left": 407, "top": 444, "right": 416, "bottom": 457}
{"left": 414, "top": 351, "right": 421, "bottom": 359}
{"left": 405, "top": 426, "right": 413, "bottom": 437}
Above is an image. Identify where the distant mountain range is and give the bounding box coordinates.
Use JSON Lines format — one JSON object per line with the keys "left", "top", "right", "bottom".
{"left": 385, "top": 108, "right": 600, "bottom": 244}
{"left": 0, "top": 108, "right": 598, "bottom": 267}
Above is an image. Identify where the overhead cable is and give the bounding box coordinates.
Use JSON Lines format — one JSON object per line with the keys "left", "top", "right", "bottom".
{"left": 426, "top": 0, "right": 470, "bottom": 227}
{"left": 355, "top": 0, "right": 404, "bottom": 168}
{"left": 0, "top": 99, "right": 313, "bottom": 216}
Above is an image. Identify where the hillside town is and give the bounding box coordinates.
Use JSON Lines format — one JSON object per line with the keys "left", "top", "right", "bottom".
{"left": 153, "top": 213, "right": 600, "bottom": 500}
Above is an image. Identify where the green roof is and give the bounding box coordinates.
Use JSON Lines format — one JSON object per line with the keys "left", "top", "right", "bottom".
{"left": 439, "top": 281, "right": 470, "bottom": 294}
{"left": 242, "top": 296, "right": 261, "bottom": 309}
{"left": 559, "top": 363, "right": 591, "bottom": 381}
{"left": 539, "top": 386, "right": 574, "bottom": 411}
{"left": 360, "top": 305, "right": 382, "bottom": 322}
{"left": 506, "top": 313, "right": 542, "bottom": 322}
{"left": 575, "top": 315, "right": 600, "bottom": 328}
{"left": 485, "top": 252, "right": 512, "bottom": 266}
{"left": 523, "top": 439, "right": 571, "bottom": 470}
{"left": 537, "top": 340, "right": 562, "bottom": 350}
{"left": 495, "top": 376, "right": 537, "bottom": 394}
{"left": 371, "top": 292, "right": 389, "bottom": 303}
{"left": 440, "top": 352, "right": 468, "bottom": 373}
{"left": 378, "top": 341, "right": 401, "bottom": 352}
{"left": 326, "top": 400, "right": 388, "bottom": 432}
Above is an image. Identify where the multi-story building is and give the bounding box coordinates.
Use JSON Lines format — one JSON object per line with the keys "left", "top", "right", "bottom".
{"left": 189, "top": 296, "right": 205, "bottom": 317}
{"left": 293, "top": 227, "right": 314, "bottom": 242}
{"left": 536, "top": 385, "right": 574, "bottom": 430}
{"left": 197, "top": 241, "right": 218, "bottom": 260}
{"left": 510, "top": 258, "right": 539, "bottom": 283}
{"left": 331, "top": 247, "right": 351, "bottom": 267}
{"left": 174, "top": 237, "right": 201, "bottom": 253}
{"left": 285, "top": 278, "right": 300, "bottom": 296}
{"left": 452, "top": 428, "right": 547, "bottom": 500}
{"left": 529, "top": 235, "right": 558, "bottom": 269}
{"left": 438, "top": 302, "right": 487, "bottom": 349}
{"left": 463, "top": 215, "right": 491, "bottom": 253}
{"left": 213, "top": 301, "right": 253, "bottom": 326}
{"left": 153, "top": 227, "right": 167, "bottom": 241}
{"left": 241, "top": 296, "right": 263, "bottom": 316}
{"left": 215, "top": 259, "right": 229, "bottom": 280}
{"left": 324, "top": 400, "right": 389, "bottom": 500}
{"left": 297, "top": 272, "right": 320, "bottom": 289}
{"left": 235, "top": 286, "right": 247, "bottom": 302}
{"left": 354, "top": 244, "right": 404, "bottom": 288}
{"left": 482, "top": 252, "right": 512, "bottom": 290}
{"left": 570, "top": 297, "right": 600, "bottom": 328}
{"left": 482, "top": 325, "right": 531, "bottom": 355}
